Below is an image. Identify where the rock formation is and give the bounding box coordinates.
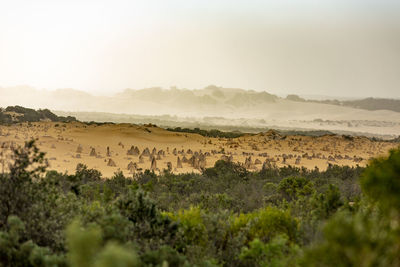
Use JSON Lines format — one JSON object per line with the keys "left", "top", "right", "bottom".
{"left": 150, "top": 157, "right": 157, "bottom": 171}
{"left": 90, "top": 148, "right": 97, "bottom": 157}
{"left": 177, "top": 156, "right": 182, "bottom": 168}
{"left": 107, "top": 158, "right": 116, "bottom": 167}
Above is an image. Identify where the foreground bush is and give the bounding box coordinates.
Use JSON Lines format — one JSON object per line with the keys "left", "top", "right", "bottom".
{"left": 302, "top": 147, "right": 400, "bottom": 266}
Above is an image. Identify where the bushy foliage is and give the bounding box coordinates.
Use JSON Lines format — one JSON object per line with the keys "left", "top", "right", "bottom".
{"left": 278, "top": 176, "right": 315, "bottom": 201}
{"left": 361, "top": 148, "right": 400, "bottom": 210}
{"left": 0, "top": 216, "right": 65, "bottom": 267}
{"left": 66, "top": 220, "right": 139, "bottom": 267}
{"left": 239, "top": 235, "right": 299, "bottom": 267}
{"left": 1, "top": 141, "right": 399, "bottom": 266}
{"left": 0, "top": 111, "right": 12, "bottom": 124}
{"left": 302, "top": 146, "right": 400, "bottom": 266}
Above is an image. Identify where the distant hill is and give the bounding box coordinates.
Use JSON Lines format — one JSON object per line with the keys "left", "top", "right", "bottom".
{"left": 286, "top": 95, "right": 400, "bottom": 113}
{"left": 342, "top": 98, "right": 400, "bottom": 113}
{"left": 1, "top": 86, "right": 400, "bottom": 137}
{"left": 0, "top": 106, "right": 77, "bottom": 124}
{"left": 0, "top": 85, "right": 278, "bottom": 116}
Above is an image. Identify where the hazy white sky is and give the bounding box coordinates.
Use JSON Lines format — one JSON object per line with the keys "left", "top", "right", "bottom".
{"left": 1, "top": 0, "right": 399, "bottom": 98}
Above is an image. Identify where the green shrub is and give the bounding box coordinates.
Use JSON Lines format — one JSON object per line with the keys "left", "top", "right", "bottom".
{"left": 361, "top": 148, "right": 400, "bottom": 211}
{"left": 232, "top": 207, "right": 299, "bottom": 243}
{"left": 278, "top": 177, "right": 315, "bottom": 201}
{"left": 240, "top": 235, "right": 300, "bottom": 267}
{"left": 66, "top": 220, "right": 139, "bottom": 267}
{"left": 165, "top": 206, "right": 207, "bottom": 248}
{"left": 0, "top": 216, "right": 64, "bottom": 267}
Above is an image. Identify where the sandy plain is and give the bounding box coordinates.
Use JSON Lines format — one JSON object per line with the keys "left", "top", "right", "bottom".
{"left": 0, "top": 122, "right": 397, "bottom": 177}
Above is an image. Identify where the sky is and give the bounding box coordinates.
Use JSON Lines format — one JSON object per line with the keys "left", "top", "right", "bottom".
{"left": 0, "top": 0, "right": 399, "bottom": 98}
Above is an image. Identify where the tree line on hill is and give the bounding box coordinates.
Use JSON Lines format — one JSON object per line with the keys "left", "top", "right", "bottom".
{"left": 0, "top": 106, "right": 77, "bottom": 124}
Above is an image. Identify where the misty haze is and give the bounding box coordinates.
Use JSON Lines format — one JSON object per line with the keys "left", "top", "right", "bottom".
{"left": 1, "top": 1, "right": 400, "bottom": 267}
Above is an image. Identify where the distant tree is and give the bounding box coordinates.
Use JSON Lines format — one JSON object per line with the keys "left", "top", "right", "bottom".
{"left": 286, "top": 94, "right": 306, "bottom": 102}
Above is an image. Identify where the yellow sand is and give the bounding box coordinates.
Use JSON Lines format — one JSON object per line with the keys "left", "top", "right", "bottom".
{"left": 0, "top": 122, "right": 397, "bottom": 177}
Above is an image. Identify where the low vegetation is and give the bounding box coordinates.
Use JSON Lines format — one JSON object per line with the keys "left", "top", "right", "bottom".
{"left": 0, "top": 106, "right": 77, "bottom": 124}
{"left": 166, "top": 126, "right": 335, "bottom": 138}
{"left": 0, "top": 140, "right": 399, "bottom": 266}
{"left": 166, "top": 127, "right": 246, "bottom": 138}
